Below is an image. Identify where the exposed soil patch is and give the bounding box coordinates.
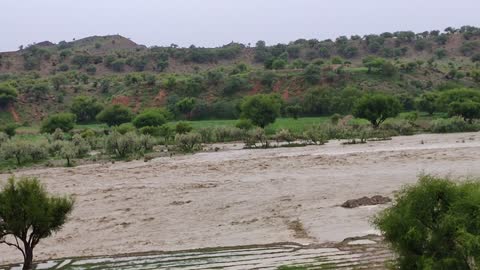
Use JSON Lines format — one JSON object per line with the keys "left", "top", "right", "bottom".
{"left": 341, "top": 195, "right": 392, "bottom": 208}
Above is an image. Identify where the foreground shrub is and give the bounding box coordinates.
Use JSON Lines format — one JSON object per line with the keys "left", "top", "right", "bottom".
{"left": 213, "top": 126, "right": 244, "bottom": 142}
{"left": 430, "top": 116, "right": 480, "bottom": 133}
{"left": 235, "top": 119, "right": 254, "bottom": 130}
{"left": 175, "top": 132, "right": 202, "bottom": 152}
{"left": 40, "top": 113, "right": 76, "bottom": 133}
{"left": 374, "top": 175, "right": 480, "bottom": 269}
{"left": 115, "top": 123, "right": 136, "bottom": 135}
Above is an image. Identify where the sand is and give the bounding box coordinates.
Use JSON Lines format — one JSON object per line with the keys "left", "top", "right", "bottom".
{"left": 1, "top": 132, "right": 480, "bottom": 265}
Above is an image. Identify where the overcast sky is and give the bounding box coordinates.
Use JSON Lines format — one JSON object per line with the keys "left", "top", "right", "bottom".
{"left": 1, "top": 0, "right": 479, "bottom": 51}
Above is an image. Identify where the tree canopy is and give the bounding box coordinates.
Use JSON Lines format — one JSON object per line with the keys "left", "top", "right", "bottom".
{"left": 354, "top": 93, "right": 402, "bottom": 128}
{"left": 0, "top": 83, "right": 18, "bottom": 107}
{"left": 374, "top": 175, "right": 480, "bottom": 269}
{"left": 96, "top": 104, "right": 134, "bottom": 126}
{"left": 0, "top": 176, "right": 74, "bottom": 270}
{"left": 240, "top": 94, "right": 281, "bottom": 128}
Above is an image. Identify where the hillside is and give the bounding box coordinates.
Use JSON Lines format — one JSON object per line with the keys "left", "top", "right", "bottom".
{"left": 1, "top": 26, "right": 480, "bottom": 124}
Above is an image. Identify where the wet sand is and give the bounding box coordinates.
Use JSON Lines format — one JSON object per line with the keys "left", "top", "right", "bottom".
{"left": 1, "top": 132, "right": 480, "bottom": 264}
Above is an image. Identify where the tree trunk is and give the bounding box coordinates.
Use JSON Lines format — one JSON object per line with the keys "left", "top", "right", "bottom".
{"left": 23, "top": 247, "right": 33, "bottom": 270}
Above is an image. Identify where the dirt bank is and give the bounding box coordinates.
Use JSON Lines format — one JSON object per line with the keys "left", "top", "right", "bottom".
{"left": 1, "top": 132, "right": 480, "bottom": 264}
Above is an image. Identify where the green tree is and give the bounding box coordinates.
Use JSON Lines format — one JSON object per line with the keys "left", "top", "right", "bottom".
{"left": 175, "top": 98, "right": 196, "bottom": 119}
{"left": 70, "top": 96, "right": 103, "bottom": 123}
{"left": 240, "top": 94, "right": 281, "bottom": 128}
{"left": 354, "top": 94, "right": 402, "bottom": 128}
{"left": 448, "top": 100, "right": 480, "bottom": 123}
{"left": 416, "top": 93, "right": 438, "bottom": 115}
{"left": 285, "top": 104, "right": 302, "bottom": 119}
{"left": 40, "top": 113, "right": 76, "bottom": 133}
{"left": 374, "top": 175, "right": 480, "bottom": 269}
{"left": 0, "top": 176, "right": 74, "bottom": 270}
{"left": 0, "top": 83, "right": 18, "bottom": 107}
{"left": 133, "top": 109, "right": 167, "bottom": 128}
{"left": 96, "top": 104, "right": 134, "bottom": 126}
{"left": 50, "top": 74, "right": 68, "bottom": 91}
{"left": 303, "top": 64, "right": 321, "bottom": 84}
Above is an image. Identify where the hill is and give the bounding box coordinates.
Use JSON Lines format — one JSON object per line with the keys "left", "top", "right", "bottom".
{"left": 1, "top": 26, "right": 480, "bottom": 124}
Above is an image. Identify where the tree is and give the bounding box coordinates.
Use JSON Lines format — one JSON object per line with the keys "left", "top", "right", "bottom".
{"left": 416, "top": 93, "right": 438, "bottom": 115}
{"left": 0, "top": 83, "right": 18, "bottom": 107}
{"left": 70, "top": 96, "right": 103, "bottom": 123}
{"left": 2, "top": 123, "right": 17, "bottom": 138}
{"left": 354, "top": 94, "right": 402, "bottom": 128}
{"left": 133, "top": 109, "right": 167, "bottom": 128}
{"left": 303, "top": 64, "right": 322, "bottom": 84}
{"left": 50, "top": 74, "right": 68, "bottom": 91}
{"left": 96, "top": 104, "right": 134, "bottom": 126}
{"left": 40, "top": 113, "right": 76, "bottom": 133}
{"left": 448, "top": 100, "right": 480, "bottom": 123}
{"left": 175, "top": 98, "right": 196, "bottom": 119}
{"left": 285, "top": 104, "right": 302, "bottom": 119}
{"left": 374, "top": 175, "right": 480, "bottom": 269}
{"left": 240, "top": 94, "right": 281, "bottom": 128}
{"left": 0, "top": 176, "right": 74, "bottom": 270}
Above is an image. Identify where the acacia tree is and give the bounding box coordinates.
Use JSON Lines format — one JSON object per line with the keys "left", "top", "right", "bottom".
{"left": 354, "top": 94, "right": 402, "bottom": 128}
{"left": 374, "top": 175, "right": 480, "bottom": 269}
{"left": 0, "top": 177, "right": 74, "bottom": 270}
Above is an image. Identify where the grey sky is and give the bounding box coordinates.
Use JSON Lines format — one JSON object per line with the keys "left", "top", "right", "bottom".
{"left": 1, "top": 0, "right": 479, "bottom": 52}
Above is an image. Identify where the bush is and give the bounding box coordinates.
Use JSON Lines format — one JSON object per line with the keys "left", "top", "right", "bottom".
{"left": 243, "top": 127, "right": 268, "bottom": 148}
{"left": 198, "top": 127, "right": 214, "bottom": 143}
{"left": 274, "top": 129, "right": 296, "bottom": 144}
{"left": 133, "top": 110, "right": 167, "bottom": 128}
{"left": 175, "top": 121, "right": 193, "bottom": 134}
{"left": 374, "top": 175, "right": 480, "bottom": 269}
{"left": 430, "top": 116, "right": 480, "bottom": 133}
{"left": 139, "top": 126, "right": 161, "bottom": 136}
{"left": 236, "top": 119, "right": 254, "bottom": 130}
{"left": 41, "top": 113, "right": 76, "bottom": 133}
{"left": 175, "top": 132, "right": 202, "bottom": 152}
{"left": 0, "top": 83, "right": 18, "bottom": 107}
{"left": 70, "top": 96, "right": 103, "bottom": 123}
{"left": 381, "top": 119, "right": 414, "bottom": 136}
{"left": 1, "top": 140, "right": 48, "bottom": 165}
{"left": 240, "top": 94, "right": 282, "bottom": 128}
{"left": 213, "top": 126, "right": 244, "bottom": 142}
{"left": 115, "top": 123, "right": 136, "bottom": 135}
{"left": 303, "top": 125, "right": 328, "bottom": 145}
{"left": 96, "top": 104, "right": 134, "bottom": 126}
{"left": 1, "top": 123, "right": 17, "bottom": 138}
{"left": 105, "top": 131, "right": 145, "bottom": 158}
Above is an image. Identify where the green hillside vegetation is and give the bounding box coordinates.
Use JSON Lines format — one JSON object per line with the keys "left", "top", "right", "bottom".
{"left": 1, "top": 26, "right": 480, "bottom": 170}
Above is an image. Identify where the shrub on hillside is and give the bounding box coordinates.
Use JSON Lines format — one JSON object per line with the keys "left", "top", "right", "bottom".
{"left": 0, "top": 83, "right": 18, "bottom": 107}
{"left": 41, "top": 113, "right": 76, "bottom": 134}
{"left": 70, "top": 96, "right": 103, "bottom": 123}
